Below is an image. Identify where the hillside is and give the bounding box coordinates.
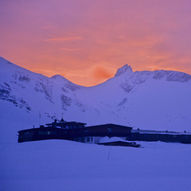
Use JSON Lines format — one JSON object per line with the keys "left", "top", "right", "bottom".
{"left": 1, "top": 56, "right": 191, "bottom": 143}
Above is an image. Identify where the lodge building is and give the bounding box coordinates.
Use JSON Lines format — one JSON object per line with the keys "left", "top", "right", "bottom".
{"left": 18, "top": 119, "right": 191, "bottom": 144}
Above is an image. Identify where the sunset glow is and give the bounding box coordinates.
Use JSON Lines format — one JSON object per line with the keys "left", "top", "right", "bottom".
{"left": 1, "top": 0, "right": 191, "bottom": 86}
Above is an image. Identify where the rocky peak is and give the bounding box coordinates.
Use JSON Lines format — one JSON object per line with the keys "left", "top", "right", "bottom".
{"left": 115, "top": 64, "right": 133, "bottom": 77}
{"left": 51, "top": 74, "right": 66, "bottom": 80}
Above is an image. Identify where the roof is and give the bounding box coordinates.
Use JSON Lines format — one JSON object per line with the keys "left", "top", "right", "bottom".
{"left": 64, "top": 121, "right": 86, "bottom": 125}
{"left": 46, "top": 121, "right": 86, "bottom": 127}
{"left": 87, "top": 123, "right": 133, "bottom": 130}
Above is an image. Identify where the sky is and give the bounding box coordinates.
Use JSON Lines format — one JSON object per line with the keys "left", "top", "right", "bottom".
{"left": 1, "top": 0, "right": 191, "bottom": 86}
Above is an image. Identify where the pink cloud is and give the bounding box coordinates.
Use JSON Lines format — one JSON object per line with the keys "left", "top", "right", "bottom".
{"left": 1, "top": 0, "right": 191, "bottom": 86}
{"left": 45, "top": 36, "right": 83, "bottom": 42}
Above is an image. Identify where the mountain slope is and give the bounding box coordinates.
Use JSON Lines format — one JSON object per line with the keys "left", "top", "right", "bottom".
{"left": 75, "top": 64, "right": 191, "bottom": 130}
{"left": 0, "top": 56, "right": 191, "bottom": 141}
{"left": 0, "top": 57, "right": 84, "bottom": 116}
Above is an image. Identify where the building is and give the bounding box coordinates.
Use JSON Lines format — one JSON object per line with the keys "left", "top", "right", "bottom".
{"left": 18, "top": 120, "right": 132, "bottom": 143}
{"left": 18, "top": 119, "right": 191, "bottom": 144}
{"left": 126, "top": 129, "right": 191, "bottom": 144}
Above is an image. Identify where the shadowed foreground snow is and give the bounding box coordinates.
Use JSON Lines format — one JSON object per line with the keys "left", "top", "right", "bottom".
{"left": 1, "top": 140, "right": 191, "bottom": 191}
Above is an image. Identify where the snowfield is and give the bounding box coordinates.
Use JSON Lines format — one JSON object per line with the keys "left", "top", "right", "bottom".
{"left": 1, "top": 140, "right": 191, "bottom": 191}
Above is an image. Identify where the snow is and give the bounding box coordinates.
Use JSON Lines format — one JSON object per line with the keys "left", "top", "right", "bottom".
{"left": 1, "top": 57, "right": 191, "bottom": 190}
{"left": 0, "top": 94, "right": 191, "bottom": 191}
{"left": 114, "top": 64, "right": 133, "bottom": 77}
{"left": 1, "top": 57, "right": 191, "bottom": 131}
{"left": 1, "top": 139, "right": 191, "bottom": 191}
{"left": 99, "top": 136, "right": 125, "bottom": 143}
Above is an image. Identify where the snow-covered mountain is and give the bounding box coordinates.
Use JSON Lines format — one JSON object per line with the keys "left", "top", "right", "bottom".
{"left": 1, "top": 56, "right": 191, "bottom": 140}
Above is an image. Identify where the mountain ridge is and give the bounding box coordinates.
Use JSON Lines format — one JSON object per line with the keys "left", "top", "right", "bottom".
{"left": 1, "top": 56, "right": 191, "bottom": 86}
{"left": 0, "top": 56, "right": 191, "bottom": 138}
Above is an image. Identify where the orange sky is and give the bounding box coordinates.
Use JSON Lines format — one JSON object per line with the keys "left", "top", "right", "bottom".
{"left": 1, "top": 0, "right": 191, "bottom": 86}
